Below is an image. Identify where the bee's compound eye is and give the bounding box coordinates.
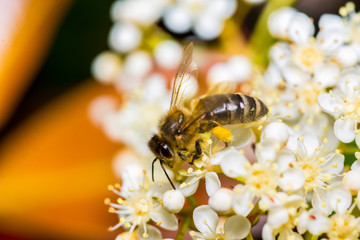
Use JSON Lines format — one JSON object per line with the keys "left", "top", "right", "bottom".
{"left": 160, "top": 144, "right": 173, "bottom": 159}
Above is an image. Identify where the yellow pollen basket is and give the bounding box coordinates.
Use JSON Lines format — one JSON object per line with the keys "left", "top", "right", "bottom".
{"left": 212, "top": 126, "right": 233, "bottom": 142}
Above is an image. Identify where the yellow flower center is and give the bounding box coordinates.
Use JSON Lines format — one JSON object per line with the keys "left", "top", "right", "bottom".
{"left": 328, "top": 213, "right": 359, "bottom": 240}
{"left": 343, "top": 96, "right": 360, "bottom": 122}
{"left": 298, "top": 46, "right": 321, "bottom": 68}
{"left": 134, "top": 197, "right": 151, "bottom": 216}
{"left": 247, "top": 163, "right": 277, "bottom": 197}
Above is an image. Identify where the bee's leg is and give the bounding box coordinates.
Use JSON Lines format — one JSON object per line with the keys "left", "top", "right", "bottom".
{"left": 190, "top": 140, "right": 202, "bottom": 164}
{"left": 195, "top": 139, "right": 202, "bottom": 156}
{"left": 177, "top": 149, "right": 188, "bottom": 161}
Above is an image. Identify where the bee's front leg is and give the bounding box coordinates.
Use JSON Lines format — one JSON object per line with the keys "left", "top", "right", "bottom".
{"left": 190, "top": 139, "right": 202, "bottom": 164}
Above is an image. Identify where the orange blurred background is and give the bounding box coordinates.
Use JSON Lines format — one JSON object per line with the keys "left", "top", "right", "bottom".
{"left": 0, "top": 0, "right": 350, "bottom": 239}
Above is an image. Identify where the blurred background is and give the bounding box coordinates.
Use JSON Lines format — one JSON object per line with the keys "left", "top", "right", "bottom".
{"left": 0, "top": 0, "right": 351, "bottom": 239}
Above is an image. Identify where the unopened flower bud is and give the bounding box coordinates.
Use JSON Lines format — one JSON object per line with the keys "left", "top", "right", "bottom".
{"left": 163, "top": 190, "right": 185, "bottom": 213}
{"left": 208, "top": 188, "right": 232, "bottom": 214}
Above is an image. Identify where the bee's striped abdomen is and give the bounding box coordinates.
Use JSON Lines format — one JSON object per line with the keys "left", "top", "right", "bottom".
{"left": 232, "top": 93, "right": 268, "bottom": 123}
{"left": 197, "top": 93, "right": 268, "bottom": 126}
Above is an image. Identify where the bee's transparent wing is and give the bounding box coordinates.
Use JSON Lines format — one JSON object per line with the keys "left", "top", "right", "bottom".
{"left": 170, "top": 42, "right": 198, "bottom": 109}
{"left": 205, "top": 81, "right": 236, "bottom": 96}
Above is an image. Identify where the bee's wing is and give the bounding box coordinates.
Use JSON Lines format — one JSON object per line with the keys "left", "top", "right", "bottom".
{"left": 170, "top": 42, "right": 198, "bottom": 109}
{"left": 205, "top": 81, "right": 236, "bottom": 96}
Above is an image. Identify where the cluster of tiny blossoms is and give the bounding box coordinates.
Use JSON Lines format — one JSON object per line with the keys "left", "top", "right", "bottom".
{"left": 90, "top": 1, "right": 360, "bottom": 240}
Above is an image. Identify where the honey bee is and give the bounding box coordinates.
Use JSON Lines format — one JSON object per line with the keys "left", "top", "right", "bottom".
{"left": 148, "top": 43, "right": 268, "bottom": 189}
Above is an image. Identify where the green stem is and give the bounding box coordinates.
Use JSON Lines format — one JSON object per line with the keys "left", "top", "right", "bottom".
{"left": 246, "top": 231, "right": 254, "bottom": 240}
{"left": 249, "top": 0, "right": 298, "bottom": 68}
{"left": 187, "top": 195, "right": 198, "bottom": 209}
{"left": 175, "top": 216, "right": 191, "bottom": 240}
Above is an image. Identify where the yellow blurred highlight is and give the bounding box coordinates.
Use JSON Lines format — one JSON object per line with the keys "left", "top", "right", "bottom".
{"left": 0, "top": 81, "right": 120, "bottom": 239}
{"left": 0, "top": 0, "right": 72, "bottom": 129}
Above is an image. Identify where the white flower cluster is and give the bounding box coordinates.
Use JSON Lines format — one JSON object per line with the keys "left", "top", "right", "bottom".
{"left": 92, "top": 1, "right": 360, "bottom": 240}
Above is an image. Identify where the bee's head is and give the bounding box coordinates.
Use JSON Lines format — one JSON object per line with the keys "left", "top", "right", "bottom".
{"left": 148, "top": 135, "right": 175, "bottom": 166}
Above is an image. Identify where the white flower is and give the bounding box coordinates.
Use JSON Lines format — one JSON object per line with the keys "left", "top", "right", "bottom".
{"left": 312, "top": 181, "right": 352, "bottom": 216}
{"left": 108, "top": 23, "right": 142, "bottom": 53}
{"left": 110, "top": 0, "right": 167, "bottom": 27}
{"left": 179, "top": 168, "right": 220, "bottom": 197}
{"left": 317, "top": 68, "right": 360, "bottom": 143}
{"left": 207, "top": 55, "right": 252, "bottom": 84}
{"left": 91, "top": 51, "right": 122, "bottom": 84}
{"left": 101, "top": 74, "right": 170, "bottom": 155}
{"left": 281, "top": 134, "right": 344, "bottom": 193}
{"left": 259, "top": 192, "right": 305, "bottom": 229}
{"left": 297, "top": 208, "right": 329, "bottom": 235}
{"left": 163, "top": 0, "right": 237, "bottom": 40}
{"left": 154, "top": 40, "right": 183, "bottom": 69}
{"left": 190, "top": 205, "right": 250, "bottom": 240}
{"left": 106, "top": 177, "right": 178, "bottom": 239}
{"left": 162, "top": 189, "right": 185, "bottom": 213}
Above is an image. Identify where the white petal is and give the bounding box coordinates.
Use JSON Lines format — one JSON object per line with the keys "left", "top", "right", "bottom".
{"left": 108, "top": 23, "right": 142, "bottom": 53}
{"left": 297, "top": 210, "right": 309, "bottom": 234}
{"left": 317, "top": 93, "right": 342, "bottom": 117}
{"left": 226, "top": 126, "right": 252, "bottom": 148}
{"left": 334, "top": 118, "right": 356, "bottom": 143}
{"left": 288, "top": 12, "right": 315, "bottom": 44}
{"left": 301, "top": 133, "right": 320, "bottom": 156}
{"left": 313, "top": 62, "right": 340, "bottom": 88}
{"left": 262, "top": 223, "right": 275, "bottom": 240}
{"left": 316, "top": 28, "right": 345, "bottom": 53}
{"left": 335, "top": 44, "right": 359, "bottom": 68}
{"left": 351, "top": 159, "right": 360, "bottom": 170}
{"left": 227, "top": 55, "right": 252, "bottom": 82}
{"left": 338, "top": 68, "right": 360, "bottom": 96}
{"left": 343, "top": 168, "right": 360, "bottom": 191}
{"left": 282, "top": 64, "right": 308, "bottom": 86}
{"left": 322, "top": 153, "right": 344, "bottom": 175}
{"left": 207, "top": 62, "right": 234, "bottom": 84}
{"left": 276, "top": 150, "right": 297, "bottom": 173}
{"left": 268, "top": 7, "right": 297, "bottom": 39}
{"left": 268, "top": 42, "right": 291, "bottom": 68}
{"left": 278, "top": 168, "right": 305, "bottom": 191}
{"left": 137, "top": 224, "right": 163, "bottom": 240}
{"left": 91, "top": 51, "right": 121, "bottom": 84}
{"left": 312, "top": 188, "right": 331, "bottom": 215}
{"left": 123, "top": 51, "right": 152, "bottom": 78}
{"left": 149, "top": 204, "right": 178, "bottom": 231}
{"left": 206, "top": 0, "right": 237, "bottom": 19}
{"left": 208, "top": 188, "right": 232, "bottom": 214}
{"left": 232, "top": 185, "right": 254, "bottom": 216}
{"left": 179, "top": 176, "right": 200, "bottom": 197}
{"left": 298, "top": 209, "right": 329, "bottom": 235}
{"left": 255, "top": 138, "right": 281, "bottom": 163}
{"left": 193, "top": 205, "right": 218, "bottom": 237}
{"left": 268, "top": 207, "right": 289, "bottom": 229}
{"left": 163, "top": 6, "right": 192, "bottom": 34}
{"left": 154, "top": 40, "right": 182, "bottom": 69}
{"left": 224, "top": 215, "right": 251, "bottom": 239}
{"left": 318, "top": 14, "right": 344, "bottom": 31}
{"left": 194, "top": 14, "right": 223, "bottom": 40}
{"left": 327, "top": 182, "right": 352, "bottom": 215}
{"left": 205, "top": 172, "right": 221, "bottom": 197}
{"left": 356, "top": 134, "right": 360, "bottom": 149}
{"left": 264, "top": 63, "right": 283, "bottom": 87}
{"left": 220, "top": 149, "right": 248, "bottom": 178}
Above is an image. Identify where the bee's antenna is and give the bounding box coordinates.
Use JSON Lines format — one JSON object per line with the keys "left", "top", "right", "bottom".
{"left": 152, "top": 158, "right": 157, "bottom": 182}
{"left": 159, "top": 160, "right": 176, "bottom": 190}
